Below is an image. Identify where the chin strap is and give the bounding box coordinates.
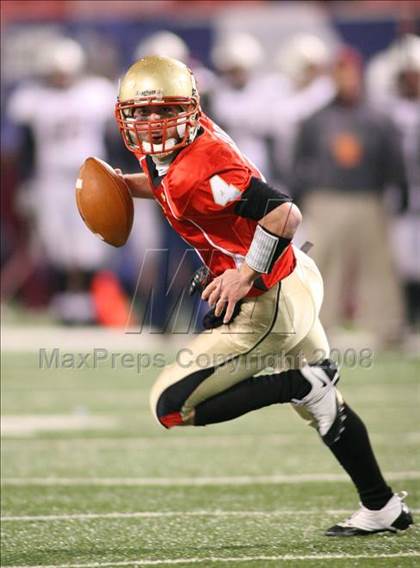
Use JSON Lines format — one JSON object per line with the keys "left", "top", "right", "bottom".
{"left": 177, "top": 108, "right": 200, "bottom": 144}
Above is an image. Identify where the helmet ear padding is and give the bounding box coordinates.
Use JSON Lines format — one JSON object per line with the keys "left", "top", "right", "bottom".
{"left": 177, "top": 123, "right": 186, "bottom": 137}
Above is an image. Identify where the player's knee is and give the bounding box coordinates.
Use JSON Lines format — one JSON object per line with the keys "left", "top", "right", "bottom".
{"left": 151, "top": 366, "right": 215, "bottom": 429}
{"left": 153, "top": 388, "right": 195, "bottom": 429}
{"left": 152, "top": 388, "right": 180, "bottom": 429}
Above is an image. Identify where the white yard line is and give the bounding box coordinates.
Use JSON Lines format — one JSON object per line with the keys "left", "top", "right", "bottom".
{"left": 2, "top": 508, "right": 420, "bottom": 522}
{"left": 1, "top": 415, "right": 117, "bottom": 436}
{"left": 1, "top": 326, "right": 184, "bottom": 352}
{"left": 1, "top": 434, "right": 294, "bottom": 445}
{"left": 2, "top": 471, "right": 420, "bottom": 486}
{"left": 3, "top": 432, "right": 420, "bottom": 445}
{"left": 6, "top": 552, "right": 420, "bottom": 568}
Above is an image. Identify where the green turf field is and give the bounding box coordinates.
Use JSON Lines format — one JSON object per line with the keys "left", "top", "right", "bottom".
{"left": 1, "top": 348, "right": 419, "bottom": 567}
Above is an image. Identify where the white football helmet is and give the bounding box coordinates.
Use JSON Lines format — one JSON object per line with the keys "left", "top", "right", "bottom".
{"left": 134, "top": 31, "right": 190, "bottom": 63}
{"left": 211, "top": 33, "right": 264, "bottom": 72}
{"left": 391, "top": 34, "right": 420, "bottom": 75}
{"left": 276, "top": 34, "right": 331, "bottom": 85}
{"left": 38, "top": 37, "right": 86, "bottom": 77}
{"left": 367, "top": 34, "right": 420, "bottom": 102}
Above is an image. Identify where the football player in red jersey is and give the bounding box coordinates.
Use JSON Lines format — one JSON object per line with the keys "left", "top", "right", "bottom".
{"left": 113, "top": 56, "right": 412, "bottom": 536}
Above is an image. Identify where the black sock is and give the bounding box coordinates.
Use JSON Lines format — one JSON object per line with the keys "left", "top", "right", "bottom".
{"left": 194, "top": 369, "right": 310, "bottom": 426}
{"left": 328, "top": 403, "right": 393, "bottom": 510}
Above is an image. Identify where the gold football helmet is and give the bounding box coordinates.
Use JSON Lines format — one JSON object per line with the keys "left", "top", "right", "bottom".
{"left": 115, "top": 55, "right": 200, "bottom": 156}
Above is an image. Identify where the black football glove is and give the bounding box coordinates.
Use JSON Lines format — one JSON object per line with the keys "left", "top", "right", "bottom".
{"left": 202, "top": 301, "right": 243, "bottom": 329}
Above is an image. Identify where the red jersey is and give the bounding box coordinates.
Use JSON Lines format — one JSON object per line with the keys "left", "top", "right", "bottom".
{"left": 139, "top": 113, "right": 296, "bottom": 296}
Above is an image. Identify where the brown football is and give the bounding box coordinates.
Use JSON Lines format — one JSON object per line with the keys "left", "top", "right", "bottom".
{"left": 76, "top": 157, "right": 134, "bottom": 247}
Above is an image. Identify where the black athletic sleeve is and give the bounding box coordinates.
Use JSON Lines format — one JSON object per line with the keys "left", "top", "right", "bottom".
{"left": 234, "top": 176, "right": 292, "bottom": 221}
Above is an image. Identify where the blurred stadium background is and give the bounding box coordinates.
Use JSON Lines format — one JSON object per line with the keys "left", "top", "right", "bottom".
{"left": 1, "top": 1, "right": 419, "bottom": 566}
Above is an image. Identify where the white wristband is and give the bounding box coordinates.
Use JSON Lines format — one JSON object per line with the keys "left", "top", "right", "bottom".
{"left": 245, "top": 225, "right": 280, "bottom": 274}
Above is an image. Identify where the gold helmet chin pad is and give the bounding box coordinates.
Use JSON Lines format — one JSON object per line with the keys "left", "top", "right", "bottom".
{"left": 118, "top": 55, "right": 198, "bottom": 102}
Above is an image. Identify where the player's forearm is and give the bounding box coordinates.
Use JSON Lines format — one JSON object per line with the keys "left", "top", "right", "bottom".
{"left": 240, "top": 202, "right": 302, "bottom": 283}
{"left": 259, "top": 202, "right": 302, "bottom": 238}
{"left": 123, "top": 173, "right": 154, "bottom": 199}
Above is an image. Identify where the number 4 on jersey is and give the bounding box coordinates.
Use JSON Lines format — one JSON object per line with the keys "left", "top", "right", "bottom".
{"left": 210, "top": 175, "right": 242, "bottom": 206}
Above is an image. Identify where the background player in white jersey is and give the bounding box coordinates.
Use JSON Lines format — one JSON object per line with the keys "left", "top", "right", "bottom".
{"left": 8, "top": 36, "right": 115, "bottom": 322}
{"left": 210, "top": 32, "right": 284, "bottom": 180}
{"left": 367, "top": 34, "right": 420, "bottom": 335}
{"left": 270, "top": 34, "right": 336, "bottom": 185}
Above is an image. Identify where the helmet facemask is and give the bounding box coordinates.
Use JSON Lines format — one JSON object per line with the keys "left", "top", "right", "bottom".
{"left": 115, "top": 96, "right": 200, "bottom": 157}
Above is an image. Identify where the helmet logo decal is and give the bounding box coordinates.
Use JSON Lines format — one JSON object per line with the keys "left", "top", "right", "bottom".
{"left": 136, "top": 88, "right": 164, "bottom": 100}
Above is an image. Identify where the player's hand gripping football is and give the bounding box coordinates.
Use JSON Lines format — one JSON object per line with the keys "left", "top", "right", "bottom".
{"left": 201, "top": 268, "right": 254, "bottom": 324}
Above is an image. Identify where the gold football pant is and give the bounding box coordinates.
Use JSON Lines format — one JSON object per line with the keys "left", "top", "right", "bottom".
{"left": 150, "top": 248, "right": 331, "bottom": 428}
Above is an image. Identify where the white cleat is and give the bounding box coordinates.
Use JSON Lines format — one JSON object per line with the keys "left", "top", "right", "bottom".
{"left": 292, "top": 359, "right": 345, "bottom": 446}
{"left": 325, "top": 491, "right": 414, "bottom": 536}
